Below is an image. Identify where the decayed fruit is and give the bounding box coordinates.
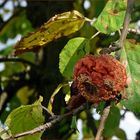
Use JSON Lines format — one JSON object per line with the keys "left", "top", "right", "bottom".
{"left": 67, "top": 81, "right": 86, "bottom": 110}
{"left": 68, "top": 54, "right": 127, "bottom": 109}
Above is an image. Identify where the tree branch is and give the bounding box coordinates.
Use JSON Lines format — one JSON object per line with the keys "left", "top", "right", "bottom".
{"left": 5, "top": 103, "right": 87, "bottom": 140}
{"left": 90, "top": 31, "right": 100, "bottom": 39}
{"left": 116, "top": 0, "right": 135, "bottom": 59}
{"left": 119, "top": 0, "right": 135, "bottom": 47}
{"left": 0, "top": 57, "right": 37, "bottom": 68}
{"left": 41, "top": 105, "right": 54, "bottom": 117}
{"left": 95, "top": 106, "right": 111, "bottom": 140}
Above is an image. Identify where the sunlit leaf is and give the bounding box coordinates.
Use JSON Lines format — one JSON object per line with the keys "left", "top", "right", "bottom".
{"left": 5, "top": 96, "right": 44, "bottom": 140}
{"left": 14, "top": 10, "right": 86, "bottom": 55}
{"left": 120, "top": 40, "right": 140, "bottom": 112}
{"left": 59, "top": 37, "right": 90, "bottom": 78}
{"left": 93, "top": 0, "right": 127, "bottom": 34}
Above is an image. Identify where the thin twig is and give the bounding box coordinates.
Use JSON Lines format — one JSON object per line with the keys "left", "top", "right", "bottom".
{"left": 119, "top": 0, "right": 135, "bottom": 47}
{"left": 95, "top": 106, "right": 111, "bottom": 140}
{"left": 90, "top": 31, "right": 100, "bottom": 39}
{"left": 41, "top": 105, "right": 54, "bottom": 117}
{"left": 0, "top": 57, "right": 37, "bottom": 68}
{"left": 0, "top": 92, "right": 7, "bottom": 111}
{"left": 5, "top": 103, "right": 86, "bottom": 140}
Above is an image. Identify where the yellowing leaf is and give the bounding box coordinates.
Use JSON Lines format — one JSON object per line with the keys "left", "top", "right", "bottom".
{"left": 14, "top": 10, "right": 86, "bottom": 55}
{"left": 16, "top": 86, "right": 35, "bottom": 105}
{"left": 48, "top": 83, "right": 68, "bottom": 112}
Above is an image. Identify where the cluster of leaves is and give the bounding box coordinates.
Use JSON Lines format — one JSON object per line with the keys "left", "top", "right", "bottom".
{"left": 1, "top": 0, "right": 140, "bottom": 140}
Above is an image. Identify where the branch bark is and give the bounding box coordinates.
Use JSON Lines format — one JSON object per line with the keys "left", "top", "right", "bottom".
{"left": 116, "top": 0, "right": 135, "bottom": 59}
{"left": 119, "top": 0, "right": 135, "bottom": 47}
{"left": 0, "top": 57, "right": 37, "bottom": 68}
{"left": 95, "top": 106, "right": 111, "bottom": 140}
{"left": 5, "top": 103, "right": 87, "bottom": 140}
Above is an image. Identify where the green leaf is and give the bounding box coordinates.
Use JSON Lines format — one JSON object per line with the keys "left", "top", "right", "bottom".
{"left": 0, "top": 45, "right": 13, "bottom": 56}
{"left": 0, "top": 52, "right": 35, "bottom": 77}
{"left": 134, "top": 112, "right": 140, "bottom": 120}
{"left": 115, "top": 128, "right": 127, "bottom": 140}
{"left": 96, "top": 102, "right": 106, "bottom": 114}
{"left": 0, "top": 11, "right": 33, "bottom": 43}
{"left": 70, "top": 116, "right": 77, "bottom": 130}
{"left": 0, "top": 62, "right": 25, "bottom": 77}
{"left": 0, "top": 96, "right": 21, "bottom": 123}
{"left": 93, "top": 0, "right": 126, "bottom": 34}
{"left": 14, "top": 10, "right": 86, "bottom": 55}
{"left": 5, "top": 96, "right": 45, "bottom": 140}
{"left": 59, "top": 37, "right": 90, "bottom": 78}
{"left": 120, "top": 40, "right": 140, "bottom": 112}
{"left": 103, "top": 105, "right": 120, "bottom": 137}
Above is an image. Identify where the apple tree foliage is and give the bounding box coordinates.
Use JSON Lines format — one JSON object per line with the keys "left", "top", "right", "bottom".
{"left": 0, "top": 0, "right": 140, "bottom": 139}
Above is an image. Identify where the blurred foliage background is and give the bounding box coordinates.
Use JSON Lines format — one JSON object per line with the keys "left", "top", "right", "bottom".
{"left": 0, "top": 0, "right": 140, "bottom": 140}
